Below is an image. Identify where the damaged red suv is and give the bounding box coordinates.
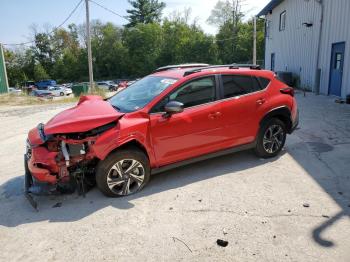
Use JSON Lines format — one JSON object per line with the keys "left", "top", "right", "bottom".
{"left": 25, "top": 64, "right": 299, "bottom": 205}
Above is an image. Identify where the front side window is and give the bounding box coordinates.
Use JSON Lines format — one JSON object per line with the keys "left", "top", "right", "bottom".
{"left": 279, "top": 11, "right": 286, "bottom": 31}
{"left": 151, "top": 76, "right": 216, "bottom": 113}
{"left": 222, "top": 75, "right": 262, "bottom": 99}
{"left": 109, "top": 76, "right": 178, "bottom": 113}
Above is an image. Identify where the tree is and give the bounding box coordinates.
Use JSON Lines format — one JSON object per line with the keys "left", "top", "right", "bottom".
{"left": 34, "top": 63, "right": 50, "bottom": 81}
{"left": 126, "top": 0, "right": 166, "bottom": 27}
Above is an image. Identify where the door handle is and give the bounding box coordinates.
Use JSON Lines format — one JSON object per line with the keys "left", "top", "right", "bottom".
{"left": 256, "top": 98, "right": 266, "bottom": 105}
{"left": 208, "top": 112, "right": 222, "bottom": 119}
{"left": 208, "top": 113, "right": 216, "bottom": 119}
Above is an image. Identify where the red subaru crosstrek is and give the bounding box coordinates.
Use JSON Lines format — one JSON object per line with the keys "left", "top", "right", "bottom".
{"left": 25, "top": 64, "right": 299, "bottom": 204}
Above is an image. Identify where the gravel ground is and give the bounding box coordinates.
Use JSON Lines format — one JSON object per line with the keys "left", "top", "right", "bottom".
{"left": 0, "top": 93, "right": 349, "bottom": 262}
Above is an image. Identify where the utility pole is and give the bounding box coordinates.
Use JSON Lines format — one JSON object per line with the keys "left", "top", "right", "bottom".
{"left": 85, "top": 0, "right": 94, "bottom": 92}
{"left": 232, "top": 0, "right": 236, "bottom": 62}
{"left": 253, "top": 16, "right": 257, "bottom": 65}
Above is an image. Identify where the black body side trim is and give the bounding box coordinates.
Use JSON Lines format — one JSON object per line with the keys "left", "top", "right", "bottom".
{"left": 151, "top": 142, "right": 256, "bottom": 175}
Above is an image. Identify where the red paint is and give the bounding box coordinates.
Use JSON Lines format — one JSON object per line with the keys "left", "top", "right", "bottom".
{"left": 44, "top": 96, "right": 124, "bottom": 134}
{"left": 26, "top": 67, "right": 298, "bottom": 184}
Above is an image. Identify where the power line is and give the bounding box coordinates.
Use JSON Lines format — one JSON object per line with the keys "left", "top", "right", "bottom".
{"left": 2, "top": 0, "right": 84, "bottom": 46}
{"left": 89, "top": 0, "right": 129, "bottom": 21}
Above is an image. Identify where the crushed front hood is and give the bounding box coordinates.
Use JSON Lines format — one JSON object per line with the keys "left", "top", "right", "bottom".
{"left": 44, "top": 96, "right": 123, "bottom": 135}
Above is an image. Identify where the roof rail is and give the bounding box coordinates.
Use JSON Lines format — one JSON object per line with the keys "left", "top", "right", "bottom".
{"left": 183, "top": 64, "right": 261, "bottom": 76}
{"left": 154, "top": 63, "right": 210, "bottom": 73}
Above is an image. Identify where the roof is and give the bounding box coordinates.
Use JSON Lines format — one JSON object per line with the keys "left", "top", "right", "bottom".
{"left": 257, "top": 0, "right": 285, "bottom": 17}
{"left": 152, "top": 66, "right": 272, "bottom": 79}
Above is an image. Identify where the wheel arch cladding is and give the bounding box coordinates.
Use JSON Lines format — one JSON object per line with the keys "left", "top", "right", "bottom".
{"left": 260, "top": 107, "right": 292, "bottom": 133}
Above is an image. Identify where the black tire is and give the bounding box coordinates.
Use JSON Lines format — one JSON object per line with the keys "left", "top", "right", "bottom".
{"left": 96, "top": 149, "right": 150, "bottom": 197}
{"left": 255, "top": 118, "right": 287, "bottom": 158}
{"left": 60, "top": 92, "right": 64, "bottom": 96}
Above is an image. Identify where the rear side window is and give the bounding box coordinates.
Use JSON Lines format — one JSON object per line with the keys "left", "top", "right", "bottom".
{"left": 257, "top": 77, "right": 271, "bottom": 89}
{"left": 222, "top": 75, "right": 262, "bottom": 99}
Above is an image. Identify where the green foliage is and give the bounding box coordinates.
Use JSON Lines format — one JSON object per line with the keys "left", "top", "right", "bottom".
{"left": 126, "top": 0, "right": 166, "bottom": 27}
{"left": 34, "top": 63, "right": 50, "bottom": 81}
{"left": 4, "top": 3, "right": 265, "bottom": 87}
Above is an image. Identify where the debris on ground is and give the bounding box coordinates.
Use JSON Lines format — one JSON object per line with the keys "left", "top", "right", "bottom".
{"left": 198, "top": 199, "right": 202, "bottom": 202}
{"left": 172, "top": 237, "right": 192, "bottom": 253}
{"left": 216, "top": 239, "right": 229, "bottom": 247}
{"left": 223, "top": 228, "right": 228, "bottom": 235}
{"left": 335, "top": 99, "right": 345, "bottom": 104}
{"left": 273, "top": 235, "right": 277, "bottom": 239}
{"left": 288, "top": 210, "right": 291, "bottom": 213}
{"left": 169, "top": 207, "right": 173, "bottom": 210}
{"left": 303, "top": 203, "right": 310, "bottom": 208}
{"left": 338, "top": 192, "right": 343, "bottom": 195}
{"left": 52, "top": 202, "right": 62, "bottom": 208}
{"left": 322, "top": 215, "right": 330, "bottom": 218}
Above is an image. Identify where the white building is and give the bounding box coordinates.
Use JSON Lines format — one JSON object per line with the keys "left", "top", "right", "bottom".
{"left": 258, "top": 0, "right": 350, "bottom": 98}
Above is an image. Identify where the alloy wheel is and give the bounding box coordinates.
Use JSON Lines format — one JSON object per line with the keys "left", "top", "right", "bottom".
{"left": 106, "top": 159, "right": 145, "bottom": 196}
{"left": 263, "top": 124, "right": 285, "bottom": 154}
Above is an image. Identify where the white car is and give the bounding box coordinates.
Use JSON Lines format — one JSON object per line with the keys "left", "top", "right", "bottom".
{"left": 8, "top": 87, "right": 22, "bottom": 94}
{"left": 48, "top": 85, "right": 73, "bottom": 96}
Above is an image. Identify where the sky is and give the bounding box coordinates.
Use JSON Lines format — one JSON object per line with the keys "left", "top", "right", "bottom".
{"left": 0, "top": 0, "right": 270, "bottom": 46}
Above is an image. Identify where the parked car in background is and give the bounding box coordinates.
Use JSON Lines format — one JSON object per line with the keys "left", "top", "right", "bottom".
{"left": 23, "top": 81, "right": 36, "bottom": 94}
{"left": 97, "top": 81, "right": 118, "bottom": 91}
{"left": 31, "top": 89, "right": 53, "bottom": 99}
{"left": 48, "top": 85, "right": 73, "bottom": 96}
{"left": 96, "top": 81, "right": 111, "bottom": 90}
{"left": 127, "top": 78, "right": 140, "bottom": 87}
{"left": 117, "top": 80, "right": 129, "bottom": 90}
{"left": 35, "top": 80, "right": 57, "bottom": 90}
{"left": 62, "top": 83, "right": 73, "bottom": 88}
{"left": 25, "top": 64, "right": 299, "bottom": 199}
{"left": 8, "top": 87, "right": 22, "bottom": 95}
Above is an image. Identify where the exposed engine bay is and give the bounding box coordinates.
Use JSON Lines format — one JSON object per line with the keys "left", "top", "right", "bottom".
{"left": 25, "top": 121, "right": 118, "bottom": 210}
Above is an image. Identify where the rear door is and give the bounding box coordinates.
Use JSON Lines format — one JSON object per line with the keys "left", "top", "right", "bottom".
{"left": 149, "top": 76, "right": 225, "bottom": 166}
{"left": 217, "top": 74, "right": 269, "bottom": 147}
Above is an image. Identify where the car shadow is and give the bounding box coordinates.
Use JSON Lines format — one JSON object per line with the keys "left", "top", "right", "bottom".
{"left": 287, "top": 138, "right": 350, "bottom": 248}
{"left": 0, "top": 150, "right": 282, "bottom": 227}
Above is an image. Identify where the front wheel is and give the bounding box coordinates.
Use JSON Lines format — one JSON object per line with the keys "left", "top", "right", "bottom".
{"left": 60, "top": 92, "right": 64, "bottom": 96}
{"left": 255, "top": 118, "right": 287, "bottom": 158}
{"left": 96, "top": 149, "right": 150, "bottom": 197}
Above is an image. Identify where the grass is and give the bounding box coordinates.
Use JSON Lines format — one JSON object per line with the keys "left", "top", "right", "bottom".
{"left": 0, "top": 88, "right": 113, "bottom": 107}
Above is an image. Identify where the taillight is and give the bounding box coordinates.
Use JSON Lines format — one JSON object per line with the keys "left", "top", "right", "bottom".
{"left": 280, "top": 87, "right": 295, "bottom": 97}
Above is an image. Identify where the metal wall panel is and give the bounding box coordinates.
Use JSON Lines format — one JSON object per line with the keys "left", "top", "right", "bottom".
{"left": 264, "top": 0, "right": 321, "bottom": 91}
{"left": 318, "top": 0, "right": 350, "bottom": 98}
{"left": 263, "top": 0, "right": 350, "bottom": 98}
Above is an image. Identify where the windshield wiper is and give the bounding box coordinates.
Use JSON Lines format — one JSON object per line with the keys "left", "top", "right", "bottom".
{"left": 111, "top": 105, "right": 121, "bottom": 111}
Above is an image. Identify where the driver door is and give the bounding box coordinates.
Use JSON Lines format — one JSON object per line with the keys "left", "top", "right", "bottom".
{"left": 149, "top": 76, "right": 225, "bottom": 167}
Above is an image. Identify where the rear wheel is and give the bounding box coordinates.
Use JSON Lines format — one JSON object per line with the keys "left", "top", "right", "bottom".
{"left": 96, "top": 149, "right": 150, "bottom": 197}
{"left": 255, "top": 118, "right": 286, "bottom": 158}
{"left": 60, "top": 92, "right": 64, "bottom": 96}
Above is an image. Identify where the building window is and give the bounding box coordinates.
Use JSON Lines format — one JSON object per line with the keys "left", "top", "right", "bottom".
{"left": 265, "top": 20, "right": 272, "bottom": 38}
{"left": 335, "top": 53, "right": 342, "bottom": 70}
{"left": 279, "top": 11, "right": 286, "bottom": 31}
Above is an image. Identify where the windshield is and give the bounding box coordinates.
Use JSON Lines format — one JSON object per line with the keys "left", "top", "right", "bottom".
{"left": 108, "top": 76, "right": 178, "bottom": 113}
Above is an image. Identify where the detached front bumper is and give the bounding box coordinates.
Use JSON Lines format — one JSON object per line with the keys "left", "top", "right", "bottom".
{"left": 24, "top": 154, "right": 57, "bottom": 210}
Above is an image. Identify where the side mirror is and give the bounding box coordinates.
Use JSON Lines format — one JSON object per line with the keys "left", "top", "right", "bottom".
{"left": 163, "top": 101, "right": 184, "bottom": 117}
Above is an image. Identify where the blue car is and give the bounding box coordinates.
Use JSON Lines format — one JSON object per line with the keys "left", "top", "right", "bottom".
{"left": 35, "top": 80, "right": 57, "bottom": 90}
